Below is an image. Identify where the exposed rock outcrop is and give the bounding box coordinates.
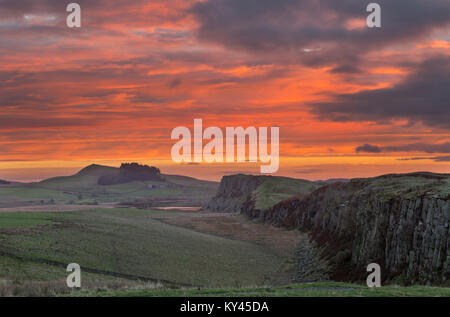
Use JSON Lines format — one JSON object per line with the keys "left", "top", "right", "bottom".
{"left": 98, "top": 163, "right": 163, "bottom": 185}
{"left": 205, "top": 174, "right": 321, "bottom": 213}
{"left": 210, "top": 172, "right": 450, "bottom": 285}
{"left": 205, "top": 174, "right": 265, "bottom": 212}
{"left": 293, "top": 235, "right": 330, "bottom": 282}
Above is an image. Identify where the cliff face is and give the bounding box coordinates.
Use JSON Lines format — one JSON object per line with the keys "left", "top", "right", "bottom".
{"left": 352, "top": 195, "right": 449, "bottom": 284}
{"left": 216, "top": 172, "right": 450, "bottom": 285}
{"left": 205, "top": 174, "right": 321, "bottom": 213}
{"left": 205, "top": 175, "right": 265, "bottom": 212}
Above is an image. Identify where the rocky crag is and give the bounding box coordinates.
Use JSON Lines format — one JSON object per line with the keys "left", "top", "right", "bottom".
{"left": 208, "top": 172, "right": 450, "bottom": 285}
{"left": 205, "top": 174, "right": 321, "bottom": 213}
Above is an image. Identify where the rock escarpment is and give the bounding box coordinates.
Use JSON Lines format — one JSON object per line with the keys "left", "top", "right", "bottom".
{"left": 210, "top": 172, "right": 450, "bottom": 285}
{"left": 205, "top": 174, "right": 320, "bottom": 213}
{"left": 98, "top": 163, "right": 163, "bottom": 185}
{"left": 205, "top": 174, "right": 265, "bottom": 212}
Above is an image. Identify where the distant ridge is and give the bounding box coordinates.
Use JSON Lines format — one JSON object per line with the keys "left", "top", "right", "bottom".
{"left": 40, "top": 163, "right": 216, "bottom": 186}
{"left": 75, "top": 164, "right": 119, "bottom": 176}
{"left": 8, "top": 163, "right": 220, "bottom": 207}
{"left": 316, "top": 178, "right": 350, "bottom": 183}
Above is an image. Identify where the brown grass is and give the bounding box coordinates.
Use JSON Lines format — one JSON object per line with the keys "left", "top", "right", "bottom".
{"left": 152, "top": 211, "right": 302, "bottom": 258}
{"left": 0, "top": 279, "right": 162, "bottom": 297}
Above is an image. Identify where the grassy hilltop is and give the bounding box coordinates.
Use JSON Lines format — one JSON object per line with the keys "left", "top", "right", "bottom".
{"left": 0, "top": 164, "right": 218, "bottom": 208}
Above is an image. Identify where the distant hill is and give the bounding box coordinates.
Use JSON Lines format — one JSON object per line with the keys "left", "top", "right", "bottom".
{"left": 0, "top": 179, "right": 11, "bottom": 185}
{"left": 76, "top": 164, "right": 119, "bottom": 177}
{"left": 205, "top": 174, "right": 322, "bottom": 213}
{"left": 0, "top": 164, "right": 218, "bottom": 207}
{"left": 316, "top": 178, "right": 350, "bottom": 184}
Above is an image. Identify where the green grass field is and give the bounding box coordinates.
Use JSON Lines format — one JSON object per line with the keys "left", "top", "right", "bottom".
{"left": 0, "top": 208, "right": 291, "bottom": 288}
{"left": 254, "top": 176, "right": 321, "bottom": 210}
{"left": 1, "top": 168, "right": 449, "bottom": 297}
{"left": 0, "top": 207, "right": 449, "bottom": 297}
{"left": 0, "top": 213, "right": 56, "bottom": 228}
{"left": 76, "top": 281, "right": 450, "bottom": 297}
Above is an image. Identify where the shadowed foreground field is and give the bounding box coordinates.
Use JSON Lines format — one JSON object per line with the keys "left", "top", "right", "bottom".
{"left": 0, "top": 207, "right": 449, "bottom": 297}
{"left": 0, "top": 208, "right": 298, "bottom": 290}
{"left": 76, "top": 281, "right": 450, "bottom": 297}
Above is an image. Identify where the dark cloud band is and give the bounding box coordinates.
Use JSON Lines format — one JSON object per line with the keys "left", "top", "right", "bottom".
{"left": 356, "top": 142, "right": 450, "bottom": 154}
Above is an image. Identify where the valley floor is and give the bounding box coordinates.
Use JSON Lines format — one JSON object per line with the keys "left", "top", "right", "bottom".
{"left": 0, "top": 206, "right": 448, "bottom": 297}
{"left": 0, "top": 207, "right": 301, "bottom": 295}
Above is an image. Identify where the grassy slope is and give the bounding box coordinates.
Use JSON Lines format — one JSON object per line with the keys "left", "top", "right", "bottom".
{"left": 0, "top": 165, "right": 218, "bottom": 207}
{"left": 354, "top": 172, "right": 450, "bottom": 199}
{"left": 253, "top": 176, "right": 321, "bottom": 210}
{"left": 77, "top": 281, "right": 450, "bottom": 297}
{"left": 0, "top": 212, "right": 57, "bottom": 228}
{"left": 0, "top": 208, "right": 448, "bottom": 297}
{"left": 1, "top": 171, "right": 448, "bottom": 297}
{"left": 0, "top": 208, "right": 290, "bottom": 288}
{"left": 0, "top": 255, "right": 133, "bottom": 285}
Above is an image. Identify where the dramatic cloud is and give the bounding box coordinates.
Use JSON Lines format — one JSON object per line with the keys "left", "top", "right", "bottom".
{"left": 398, "top": 156, "right": 450, "bottom": 162}
{"left": 295, "top": 168, "right": 323, "bottom": 174}
{"left": 433, "top": 156, "right": 450, "bottom": 162}
{"left": 384, "top": 142, "right": 450, "bottom": 154}
{"left": 356, "top": 144, "right": 382, "bottom": 153}
{"left": 191, "top": 0, "right": 450, "bottom": 69}
{"left": 313, "top": 56, "right": 450, "bottom": 128}
{"left": 0, "top": 0, "right": 448, "bottom": 180}
{"left": 356, "top": 142, "right": 450, "bottom": 154}
{"left": 0, "top": 115, "right": 100, "bottom": 129}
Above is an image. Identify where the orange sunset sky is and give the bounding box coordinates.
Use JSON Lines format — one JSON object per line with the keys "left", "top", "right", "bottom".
{"left": 0, "top": 0, "right": 449, "bottom": 182}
